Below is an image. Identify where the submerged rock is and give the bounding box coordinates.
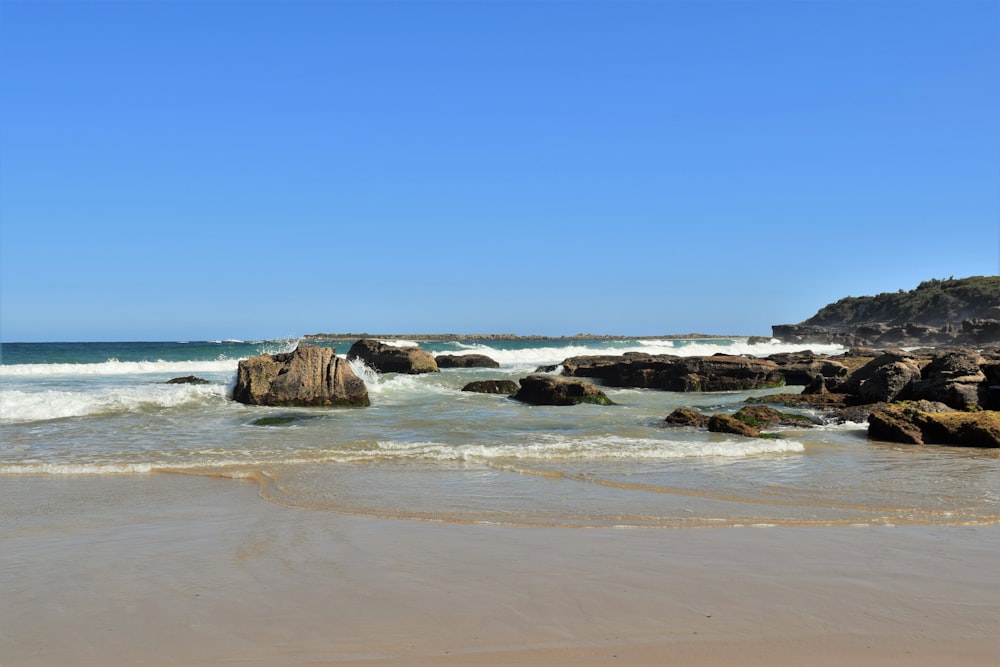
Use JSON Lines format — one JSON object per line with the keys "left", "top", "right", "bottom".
{"left": 435, "top": 354, "right": 500, "bottom": 368}
{"left": 232, "top": 345, "right": 369, "bottom": 407}
{"left": 347, "top": 339, "right": 439, "bottom": 374}
{"left": 166, "top": 375, "right": 209, "bottom": 384}
{"left": 461, "top": 380, "right": 519, "bottom": 395}
{"left": 512, "top": 375, "right": 614, "bottom": 406}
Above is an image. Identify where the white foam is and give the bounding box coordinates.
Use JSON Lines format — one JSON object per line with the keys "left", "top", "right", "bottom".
{"left": 0, "top": 358, "right": 238, "bottom": 378}
{"left": 441, "top": 339, "right": 845, "bottom": 370}
{"left": 0, "top": 384, "right": 227, "bottom": 423}
{"left": 341, "top": 436, "right": 806, "bottom": 462}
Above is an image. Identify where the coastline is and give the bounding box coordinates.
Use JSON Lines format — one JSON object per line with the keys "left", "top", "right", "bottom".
{"left": 300, "top": 332, "right": 752, "bottom": 343}
{"left": 4, "top": 473, "right": 998, "bottom": 666}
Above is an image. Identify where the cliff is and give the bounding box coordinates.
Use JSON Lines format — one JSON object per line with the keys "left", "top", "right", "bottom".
{"left": 773, "top": 276, "right": 1000, "bottom": 348}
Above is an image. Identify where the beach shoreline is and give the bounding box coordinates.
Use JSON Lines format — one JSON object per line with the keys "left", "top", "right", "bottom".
{"left": 3, "top": 473, "right": 997, "bottom": 666}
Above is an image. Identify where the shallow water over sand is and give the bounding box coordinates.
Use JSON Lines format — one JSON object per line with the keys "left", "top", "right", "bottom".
{"left": 3, "top": 338, "right": 997, "bottom": 529}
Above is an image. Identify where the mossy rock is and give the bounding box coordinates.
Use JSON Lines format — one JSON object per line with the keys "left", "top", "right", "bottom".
{"left": 733, "top": 405, "right": 816, "bottom": 428}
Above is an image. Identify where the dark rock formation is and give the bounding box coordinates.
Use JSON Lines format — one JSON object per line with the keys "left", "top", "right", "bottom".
{"left": 910, "top": 349, "right": 987, "bottom": 410}
{"left": 766, "top": 352, "right": 850, "bottom": 386}
{"left": 707, "top": 414, "right": 760, "bottom": 437}
{"left": 346, "top": 339, "right": 439, "bottom": 374}
{"left": 664, "top": 407, "right": 710, "bottom": 427}
{"left": 165, "top": 375, "right": 209, "bottom": 384}
{"left": 560, "top": 353, "right": 784, "bottom": 392}
{"left": 461, "top": 380, "right": 519, "bottom": 395}
{"left": 435, "top": 354, "right": 500, "bottom": 368}
{"left": 839, "top": 351, "right": 923, "bottom": 404}
{"left": 232, "top": 345, "right": 369, "bottom": 407}
{"left": 512, "top": 375, "right": 614, "bottom": 406}
{"left": 868, "top": 403, "right": 1000, "bottom": 447}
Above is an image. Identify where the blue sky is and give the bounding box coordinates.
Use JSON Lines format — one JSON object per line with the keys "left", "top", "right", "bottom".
{"left": 1, "top": 0, "right": 998, "bottom": 341}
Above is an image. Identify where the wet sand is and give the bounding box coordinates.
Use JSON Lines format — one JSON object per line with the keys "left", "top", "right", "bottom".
{"left": 2, "top": 473, "right": 998, "bottom": 666}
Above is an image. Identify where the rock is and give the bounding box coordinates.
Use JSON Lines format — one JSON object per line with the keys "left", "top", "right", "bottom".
{"left": 165, "top": 375, "right": 209, "bottom": 384}
{"left": 461, "top": 380, "right": 519, "bottom": 394}
{"left": 512, "top": 375, "right": 614, "bottom": 406}
{"left": 435, "top": 354, "right": 500, "bottom": 368}
{"left": 560, "top": 353, "right": 784, "bottom": 392}
{"left": 232, "top": 345, "right": 369, "bottom": 407}
{"left": 766, "top": 351, "right": 850, "bottom": 387}
{"left": 840, "top": 351, "right": 922, "bottom": 403}
{"left": 707, "top": 414, "right": 760, "bottom": 437}
{"left": 664, "top": 407, "right": 709, "bottom": 427}
{"left": 910, "top": 349, "right": 986, "bottom": 410}
{"left": 346, "top": 339, "right": 439, "bottom": 374}
{"left": 868, "top": 404, "right": 1000, "bottom": 447}
{"left": 732, "top": 405, "right": 817, "bottom": 428}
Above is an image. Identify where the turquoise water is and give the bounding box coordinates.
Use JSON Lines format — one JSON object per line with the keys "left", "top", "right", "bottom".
{"left": 2, "top": 337, "right": 997, "bottom": 528}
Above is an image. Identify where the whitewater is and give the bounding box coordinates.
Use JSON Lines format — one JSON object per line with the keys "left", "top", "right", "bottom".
{"left": 1, "top": 337, "right": 997, "bottom": 528}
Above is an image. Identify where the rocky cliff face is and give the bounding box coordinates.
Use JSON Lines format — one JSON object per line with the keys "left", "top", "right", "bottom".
{"left": 772, "top": 276, "right": 1000, "bottom": 347}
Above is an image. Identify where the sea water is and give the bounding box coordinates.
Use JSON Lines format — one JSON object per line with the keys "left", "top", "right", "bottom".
{"left": 2, "top": 338, "right": 997, "bottom": 528}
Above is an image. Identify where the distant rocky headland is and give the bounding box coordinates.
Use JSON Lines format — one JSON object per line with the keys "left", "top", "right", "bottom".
{"left": 771, "top": 275, "right": 1000, "bottom": 348}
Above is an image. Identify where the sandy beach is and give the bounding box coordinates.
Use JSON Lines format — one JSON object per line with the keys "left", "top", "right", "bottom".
{"left": 2, "top": 473, "right": 997, "bottom": 666}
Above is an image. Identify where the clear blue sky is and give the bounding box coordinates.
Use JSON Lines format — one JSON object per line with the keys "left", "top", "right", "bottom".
{"left": 1, "top": 0, "right": 998, "bottom": 342}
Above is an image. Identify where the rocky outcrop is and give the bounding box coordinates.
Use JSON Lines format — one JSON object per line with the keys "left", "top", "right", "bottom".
{"left": 346, "top": 339, "right": 439, "bottom": 374}
{"left": 772, "top": 276, "right": 1000, "bottom": 347}
{"left": 868, "top": 403, "right": 1000, "bottom": 447}
{"left": 838, "top": 351, "right": 923, "bottom": 404}
{"left": 232, "top": 345, "right": 369, "bottom": 407}
{"left": 435, "top": 354, "right": 500, "bottom": 368}
{"left": 765, "top": 352, "right": 851, "bottom": 386}
{"left": 461, "top": 380, "right": 519, "bottom": 395}
{"left": 910, "top": 349, "right": 986, "bottom": 410}
{"left": 512, "top": 375, "right": 614, "bottom": 406}
{"left": 560, "top": 353, "right": 784, "bottom": 391}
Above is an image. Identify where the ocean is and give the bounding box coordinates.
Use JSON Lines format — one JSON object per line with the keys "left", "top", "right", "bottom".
{"left": 2, "top": 337, "right": 998, "bottom": 528}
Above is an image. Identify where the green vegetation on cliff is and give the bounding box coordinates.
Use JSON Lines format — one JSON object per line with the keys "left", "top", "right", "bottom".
{"left": 802, "top": 276, "right": 999, "bottom": 328}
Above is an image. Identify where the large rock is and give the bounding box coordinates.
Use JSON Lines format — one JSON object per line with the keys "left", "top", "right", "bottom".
{"left": 840, "top": 351, "right": 922, "bottom": 404}
{"left": 910, "top": 349, "right": 986, "bottom": 410}
{"left": 512, "top": 375, "right": 614, "bottom": 406}
{"left": 435, "top": 354, "right": 500, "bottom": 368}
{"left": 346, "top": 339, "right": 439, "bottom": 374}
{"left": 766, "top": 352, "right": 850, "bottom": 386}
{"left": 868, "top": 404, "right": 1000, "bottom": 447}
{"left": 560, "top": 353, "right": 784, "bottom": 392}
{"left": 232, "top": 345, "right": 369, "bottom": 407}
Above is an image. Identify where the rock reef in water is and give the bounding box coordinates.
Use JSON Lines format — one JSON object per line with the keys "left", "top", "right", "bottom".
{"left": 559, "top": 353, "right": 787, "bottom": 391}
{"left": 435, "top": 354, "right": 500, "bottom": 368}
{"left": 512, "top": 375, "right": 614, "bottom": 406}
{"left": 461, "top": 380, "right": 519, "bottom": 395}
{"left": 232, "top": 345, "right": 369, "bottom": 407}
{"left": 346, "top": 339, "right": 439, "bottom": 374}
